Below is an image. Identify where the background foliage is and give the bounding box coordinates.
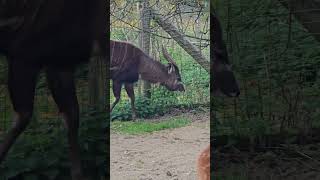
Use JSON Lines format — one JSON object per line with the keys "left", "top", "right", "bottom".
{"left": 212, "top": 0, "right": 320, "bottom": 145}
{"left": 110, "top": 0, "right": 210, "bottom": 120}
{"left": 0, "top": 0, "right": 210, "bottom": 178}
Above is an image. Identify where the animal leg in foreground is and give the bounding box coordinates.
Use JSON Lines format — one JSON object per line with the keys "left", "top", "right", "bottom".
{"left": 46, "top": 67, "right": 84, "bottom": 180}
{"left": 0, "top": 61, "right": 40, "bottom": 163}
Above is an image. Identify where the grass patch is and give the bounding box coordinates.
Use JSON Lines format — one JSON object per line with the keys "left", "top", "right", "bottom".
{"left": 111, "top": 117, "right": 191, "bottom": 134}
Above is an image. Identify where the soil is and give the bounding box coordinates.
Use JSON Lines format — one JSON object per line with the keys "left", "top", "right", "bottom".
{"left": 110, "top": 110, "right": 210, "bottom": 180}
{"left": 214, "top": 143, "right": 320, "bottom": 180}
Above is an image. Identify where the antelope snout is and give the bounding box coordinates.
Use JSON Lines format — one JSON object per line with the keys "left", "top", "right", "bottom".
{"left": 177, "top": 84, "right": 185, "bottom": 92}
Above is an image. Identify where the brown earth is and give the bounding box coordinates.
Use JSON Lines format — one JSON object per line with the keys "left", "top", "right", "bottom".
{"left": 214, "top": 143, "right": 320, "bottom": 180}
{"left": 110, "top": 111, "right": 210, "bottom": 180}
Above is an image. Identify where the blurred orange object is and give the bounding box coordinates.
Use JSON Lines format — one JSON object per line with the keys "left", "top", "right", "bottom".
{"left": 197, "top": 144, "right": 210, "bottom": 180}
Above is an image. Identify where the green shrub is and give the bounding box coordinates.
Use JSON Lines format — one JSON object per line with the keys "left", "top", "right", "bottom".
{"left": 0, "top": 109, "right": 108, "bottom": 180}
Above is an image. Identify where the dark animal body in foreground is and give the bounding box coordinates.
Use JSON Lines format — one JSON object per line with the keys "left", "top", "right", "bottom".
{"left": 0, "top": 0, "right": 106, "bottom": 179}
{"left": 110, "top": 40, "right": 184, "bottom": 119}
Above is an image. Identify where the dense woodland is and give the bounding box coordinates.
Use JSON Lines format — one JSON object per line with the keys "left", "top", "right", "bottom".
{"left": 0, "top": 0, "right": 319, "bottom": 179}
{"left": 0, "top": 0, "right": 210, "bottom": 179}
{"left": 213, "top": 0, "right": 320, "bottom": 145}
{"left": 213, "top": 0, "right": 320, "bottom": 179}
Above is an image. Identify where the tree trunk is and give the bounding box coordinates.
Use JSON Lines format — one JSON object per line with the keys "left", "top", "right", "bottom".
{"left": 150, "top": 8, "right": 210, "bottom": 73}
{"left": 139, "top": 0, "right": 152, "bottom": 98}
{"left": 88, "top": 43, "right": 107, "bottom": 111}
{"left": 279, "top": 0, "right": 320, "bottom": 42}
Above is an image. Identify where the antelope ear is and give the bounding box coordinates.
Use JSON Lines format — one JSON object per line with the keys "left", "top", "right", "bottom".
{"left": 168, "top": 64, "right": 175, "bottom": 74}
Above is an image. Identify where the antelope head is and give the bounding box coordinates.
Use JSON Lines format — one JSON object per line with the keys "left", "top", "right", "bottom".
{"left": 161, "top": 46, "right": 185, "bottom": 92}
{"left": 212, "top": 46, "right": 240, "bottom": 97}
{"left": 212, "top": 13, "right": 240, "bottom": 97}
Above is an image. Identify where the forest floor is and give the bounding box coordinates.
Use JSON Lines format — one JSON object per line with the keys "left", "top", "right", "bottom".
{"left": 214, "top": 140, "right": 320, "bottom": 180}
{"left": 110, "top": 109, "right": 210, "bottom": 180}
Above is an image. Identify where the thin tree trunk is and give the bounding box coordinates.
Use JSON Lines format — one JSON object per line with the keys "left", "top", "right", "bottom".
{"left": 151, "top": 8, "right": 210, "bottom": 73}
{"left": 140, "top": 0, "right": 151, "bottom": 98}
{"left": 88, "top": 43, "right": 107, "bottom": 111}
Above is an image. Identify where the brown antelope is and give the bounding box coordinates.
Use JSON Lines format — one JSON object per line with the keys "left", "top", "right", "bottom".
{"left": 196, "top": 11, "right": 240, "bottom": 180}
{"left": 0, "top": 1, "right": 106, "bottom": 179}
{"left": 110, "top": 40, "right": 185, "bottom": 119}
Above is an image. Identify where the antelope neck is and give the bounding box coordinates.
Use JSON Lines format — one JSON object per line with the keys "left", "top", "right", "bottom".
{"left": 138, "top": 54, "right": 169, "bottom": 84}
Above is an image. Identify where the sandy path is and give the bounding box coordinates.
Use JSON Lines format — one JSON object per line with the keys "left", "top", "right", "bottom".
{"left": 110, "top": 112, "right": 209, "bottom": 180}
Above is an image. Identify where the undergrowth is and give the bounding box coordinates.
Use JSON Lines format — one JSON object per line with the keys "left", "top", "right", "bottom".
{"left": 0, "top": 109, "right": 108, "bottom": 180}
{"left": 111, "top": 87, "right": 209, "bottom": 121}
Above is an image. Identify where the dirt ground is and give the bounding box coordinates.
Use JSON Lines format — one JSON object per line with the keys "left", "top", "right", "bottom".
{"left": 110, "top": 111, "right": 209, "bottom": 180}
{"left": 214, "top": 142, "right": 320, "bottom": 180}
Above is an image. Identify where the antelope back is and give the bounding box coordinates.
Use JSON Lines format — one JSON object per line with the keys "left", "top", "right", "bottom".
{"left": 110, "top": 40, "right": 140, "bottom": 83}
